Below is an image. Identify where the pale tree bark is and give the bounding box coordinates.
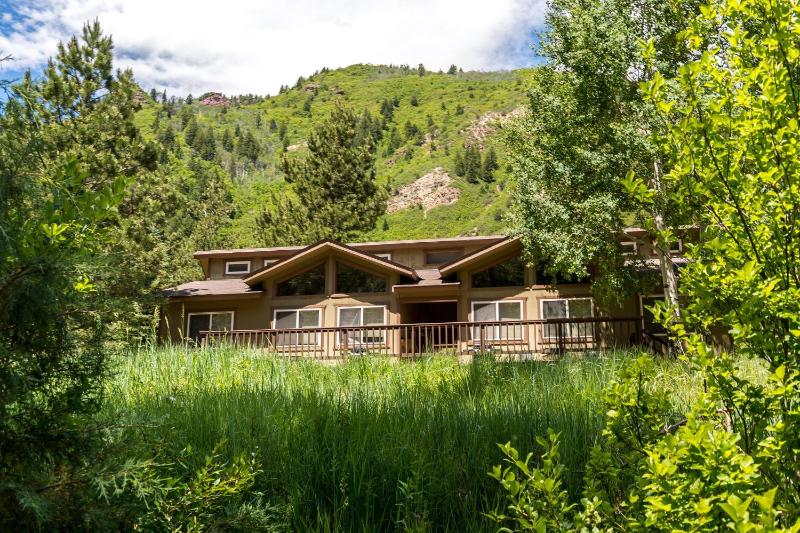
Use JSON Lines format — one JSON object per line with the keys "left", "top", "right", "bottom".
{"left": 651, "top": 159, "right": 682, "bottom": 331}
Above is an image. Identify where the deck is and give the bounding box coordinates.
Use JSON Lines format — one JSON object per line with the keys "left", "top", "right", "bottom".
{"left": 200, "top": 317, "right": 663, "bottom": 359}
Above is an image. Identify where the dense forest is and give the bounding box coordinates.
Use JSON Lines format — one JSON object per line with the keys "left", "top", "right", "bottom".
{"left": 2, "top": 0, "right": 800, "bottom": 530}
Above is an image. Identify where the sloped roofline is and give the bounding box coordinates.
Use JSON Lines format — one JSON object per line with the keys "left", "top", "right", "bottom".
{"left": 193, "top": 235, "right": 506, "bottom": 259}
{"left": 437, "top": 236, "right": 522, "bottom": 276}
{"left": 243, "top": 239, "right": 418, "bottom": 286}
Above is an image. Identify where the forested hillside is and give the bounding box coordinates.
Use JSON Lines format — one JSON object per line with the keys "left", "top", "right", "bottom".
{"left": 135, "top": 64, "right": 529, "bottom": 247}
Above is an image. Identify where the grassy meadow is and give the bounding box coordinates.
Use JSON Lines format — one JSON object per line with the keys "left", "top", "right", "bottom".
{"left": 101, "top": 347, "right": 703, "bottom": 530}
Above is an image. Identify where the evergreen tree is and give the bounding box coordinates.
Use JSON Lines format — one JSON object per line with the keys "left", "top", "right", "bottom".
{"left": 195, "top": 127, "right": 217, "bottom": 161}
{"left": 183, "top": 115, "right": 198, "bottom": 145}
{"left": 417, "top": 63, "right": 426, "bottom": 76}
{"left": 386, "top": 127, "right": 402, "bottom": 154}
{"left": 236, "top": 131, "right": 260, "bottom": 163}
{"left": 447, "top": 64, "right": 458, "bottom": 75}
{"left": 257, "top": 103, "right": 387, "bottom": 244}
{"left": 269, "top": 118, "right": 277, "bottom": 132}
{"left": 255, "top": 113, "right": 262, "bottom": 128}
{"left": 149, "top": 87, "right": 157, "bottom": 101}
{"left": 481, "top": 147, "right": 498, "bottom": 182}
{"left": 179, "top": 105, "right": 194, "bottom": 129}
{"left": 303, "top": 96, "right": 313, "bottom": 114}
{"left": 186, "top": 93, "right": 193, "bottom": 104}
{"left": 464, "top": 145, "right": 481, "bottom": 183}
{"left": 278, "top": 122, "right": 287, "bottom": 140}
{"left": 380, "top": 98, "right": 394, "bottom": 121}
{"left": 455, "top": 104, "right": 464, "bottom": 115}
{"left": 392, "top": 95, "right": 400, "bottom": 107}
{"left": 234, "top": 123, "right": 242, "bottom": 138}
{"left": 161, "top": 89, "right": 167, "bottom": 104}
{"left": 222, "top": 128, "right": 234, "bottom": 151}
{"left": 0, "top": 22, "right": 159, "bottom": 523}
{"left": 410, "top": 94, "right": 419, "bottom": 106}
{"left": 404, "top": 121, "right": 419, "bottom": 141}
{"left": 453, "top": 150, "right": 465, "bottom": 176}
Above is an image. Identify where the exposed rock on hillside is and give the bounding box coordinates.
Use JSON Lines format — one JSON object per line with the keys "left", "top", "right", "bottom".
{"left": 387, "top": 168, "right": 460, "bottom": 213}
{"left": 464, "top": 106, "right": 526, "bottom": 147}
{"left": 199, "top": 92, "right": 229, "bottom": 106}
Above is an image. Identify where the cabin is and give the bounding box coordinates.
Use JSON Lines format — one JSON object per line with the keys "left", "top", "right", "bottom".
{"left": 161, "top": 230, "right": 688, "bottom": 358}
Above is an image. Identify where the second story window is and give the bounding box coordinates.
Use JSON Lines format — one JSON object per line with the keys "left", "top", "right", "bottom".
{"left": 472, "top": 257, "right": 525, "bottom": 288}
{"left": 336, "top": 262, "right": 387, "bottom": 293}
{"left": 620, "top": 242, "right": 638, "bottom": 255}
{"left": 276, "top": 263, "right": 326, "bottom": 296}
{"left": 225, "top": 261, "right": 251, "bottom": 275}
{"left": 425, "top": 249, "right": 462, "bottom": 265}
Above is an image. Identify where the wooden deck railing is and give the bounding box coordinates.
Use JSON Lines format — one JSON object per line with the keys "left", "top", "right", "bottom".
{"left": 199, "top": 317, "right": 645, "bottom": 359}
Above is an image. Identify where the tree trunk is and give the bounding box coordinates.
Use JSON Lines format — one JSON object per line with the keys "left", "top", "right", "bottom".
{"left": 651, "top": 159, "right": 682, "bottom": 351}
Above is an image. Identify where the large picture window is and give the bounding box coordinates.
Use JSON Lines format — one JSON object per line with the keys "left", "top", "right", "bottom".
{"left": 337, "top": 305, "right": 387, "bottom": 346}
{"left": 425, "top": 249, "right": 462, "bottom": 265}
{"left": 336, "top": 262, "right": 387, "bottom": 293}
{"left": 540, "top": 298, "right": 593, "bottom": 339}
{"left": 470, "top": 300, "right": 524, "bottom": 340}
{"left": 535, "top": 263, "right": 591, "bottom": 285}
{"left": 276, "top": 263, "right": 326, "bottom": 296}
{"left": 471, "top": 257, "right": 525, "bottom": 288}
{"left": 187, "top": 311, "right": 234, "bottom": 342}
{"left": 273, "top": 308, "right": 322, "bottom": 346}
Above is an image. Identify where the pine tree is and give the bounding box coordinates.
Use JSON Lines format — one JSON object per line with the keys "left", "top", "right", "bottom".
{"left": 464, "top": 145, "right": 481, "bottom": 183}
{"left": 417, "top": 63, "right": 426, "bottom": 76}
{"left": 186, "top": 93, "right": 193, "bottom": 104}
{"left": 380, "top": 98, "right": 394, "bottom": 121}
{"left": 257, "top": 103, "right": 386, "bottom": 244}
{"left": 410, "top": 94, "right": 419, "bottom": 107}
{"left": 454, "top": 150, "right": 465, "bottom": 176}
{"left": 255, "top": 113, "right": 262, "bottom": 128}
{"left": 234, "top": 123, "right": 242, "bottom": 137}
{"left": 447, "top": 64, "right": 458, "bottom": 75}
{"left": 222, "top": 128, "right": 234, "bottom": 151}
{"left": 149, "top": 87, "right": 157, "bottom": 101}
{"left": 404, "top": 121, "right": 420, "bottom": 141}
{"left": 184, "top": 115, "right": 198, "bottom": 145}
{"left": 481, "top": 147, "right": 498, "bottom": 182}
{"left": 179, "top": 105, "right": 194, "bottom": 129}
{"left": 161, "top": 89, "right": 167, "bottom": 104}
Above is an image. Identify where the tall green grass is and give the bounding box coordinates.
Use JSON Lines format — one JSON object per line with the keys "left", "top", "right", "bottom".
{"left": 102, "top": 347, "right": 699, "bottom": 530}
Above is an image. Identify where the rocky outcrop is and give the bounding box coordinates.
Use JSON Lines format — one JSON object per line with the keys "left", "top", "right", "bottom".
{"left": 387, "top": 168, "right": 460, "bottom": 213}
{"left": 199, "top": 92, "right": 229, "bottom": 107}
{"left": 464, "top": 106, "right": 526, "bottom": 147}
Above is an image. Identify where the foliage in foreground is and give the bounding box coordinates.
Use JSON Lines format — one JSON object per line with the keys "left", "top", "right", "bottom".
{"left": 492, "top": 0, "right": 800, "bottom": 530}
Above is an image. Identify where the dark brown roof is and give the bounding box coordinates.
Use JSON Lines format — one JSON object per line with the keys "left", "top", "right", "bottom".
{"left": 164, "top": 279, "right": 263, "bottom": 298}
{"left": 193, "top": 235, "right": 506, "bottom": 259}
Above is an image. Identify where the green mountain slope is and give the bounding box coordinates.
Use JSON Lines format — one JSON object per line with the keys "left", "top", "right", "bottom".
{"left": 135, "top": 64, "right": 530, "bottom": 247}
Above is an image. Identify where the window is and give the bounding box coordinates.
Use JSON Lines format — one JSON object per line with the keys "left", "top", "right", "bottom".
{"left": 187, "top": 311, "right": 234, "bottom": 342}
{"left": 540, "top": 298, "right": 593, "bottom": 339}
{"left": 276, "top": 263, "right": 326, "bottom": 296}
{"left": 263, "top": 259, "right": 279, "bottom": 268}
{"left": 336, "top": 262, "right": 387, "bottom": 293}
{"left": 337, "top": 305, "right": 386, "bottom": 346}
{"left": 225, "top": 261, "right": 251, "bottom": 275}
{"left": 273, "top": 308, "right": 322, "bottom": 346}
{"left": 374, "top": 253, "right": 392, "bottom": 261}
{"left": 471, "top": 257, "right": 525, "bottom": 288}
{"left": 640, "top": 295, "right": 668, "bottom": 336}
{"left": 620, "top": 242, "right": 638, "bottom": 255}
{"left": 470, "top": 300, "right": 524, "bottom": 340}
{"left": 425, "top": 249, "right": 463, "bottom": 265}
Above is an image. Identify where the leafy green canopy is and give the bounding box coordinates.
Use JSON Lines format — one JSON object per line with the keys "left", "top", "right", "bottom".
{"left": 508, "top": 0, "right": 699, "bottom": 305}
{"left": 494, "top": 0, "right": 800, "bottom": 529}
{"left": 257, "top": 103, "right": 387, "bottom": 244}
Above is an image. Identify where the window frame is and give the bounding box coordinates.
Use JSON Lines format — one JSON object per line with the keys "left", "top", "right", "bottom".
{"left": 639, "top": 294, "right": 668, "bottom": 337}
{"left": 186, "top": 311, "right": 235, "bottom": 342}
{"left": 424, "top": 249, "right": 463, "bottom": 266}
{"left": 539, "top": 297, "right": 594, "bottom": 339}
{"left": 374, "top": 252, "right": 392, "bottom": 261}
{"left": 469, "top": 299, "right": 525, "bottom": 341}
{"left": 336, "top": 305, "right": 388, "bottom": 347}
{"left": 225, "top": 260, "right": 251, "bottom": 275}
{"left": 275, "top": 262, "right": 326, "bottom": 297}
{"left": 335, "top": 261, "right": 388, "bottom": 294}
{"left": 263, "top": 258, "right": 279, "bottom": 268}
{"left": 620, "top": 241, "right": 638, "bottom": 255}
{"left": 271, "top": 307, "right": 323, "bottom": 346}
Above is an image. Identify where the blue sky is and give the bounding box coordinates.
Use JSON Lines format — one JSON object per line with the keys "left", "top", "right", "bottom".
{"left": 0, "top": 0, "right": 546, "bottom": 96}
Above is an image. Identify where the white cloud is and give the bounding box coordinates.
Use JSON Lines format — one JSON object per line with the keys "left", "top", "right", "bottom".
{"left": 0, "top": 0, "right": 545, "bottom": 95}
